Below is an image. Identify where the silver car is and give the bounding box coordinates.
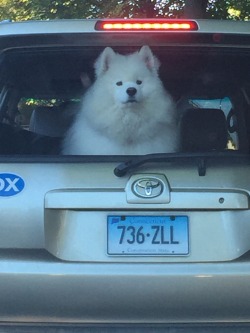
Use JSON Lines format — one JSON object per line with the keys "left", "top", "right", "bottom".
{"left": 0, "top": 18, "right": 250, "bottom": 332}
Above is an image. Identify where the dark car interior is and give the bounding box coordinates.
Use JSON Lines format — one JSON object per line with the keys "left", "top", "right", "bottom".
{"left": 0, "top": 45, "right": 249, "bottom": 155}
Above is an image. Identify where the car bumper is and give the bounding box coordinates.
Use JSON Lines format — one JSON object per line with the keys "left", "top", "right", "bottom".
{"left": 1, "top": 250, "right": 250, "bottom": 324}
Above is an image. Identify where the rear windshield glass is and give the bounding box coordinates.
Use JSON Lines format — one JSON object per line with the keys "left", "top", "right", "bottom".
{"left": 0, "top": 44, "right": 249, "bottom": 157}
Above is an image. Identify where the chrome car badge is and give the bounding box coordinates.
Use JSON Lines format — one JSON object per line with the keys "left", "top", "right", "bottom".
{"left": 132, "top": 178, "right": 163, "bottom": 198}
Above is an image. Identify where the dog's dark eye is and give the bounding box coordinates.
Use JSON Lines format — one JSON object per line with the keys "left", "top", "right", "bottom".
{"left": 136, "top": 80, "right": 142, "bottom": 85}
{"left": 116, "top": 81, "right": 123, "bottom": 86}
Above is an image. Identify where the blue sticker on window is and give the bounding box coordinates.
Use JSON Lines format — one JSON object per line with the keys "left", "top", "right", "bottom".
{"left": 0, "top": 173, "right": 25, "bottom": 197}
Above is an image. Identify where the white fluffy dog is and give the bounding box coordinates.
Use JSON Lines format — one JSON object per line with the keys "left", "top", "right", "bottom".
{"left": 63, "top": 45, "right": 179, "bottom": 155}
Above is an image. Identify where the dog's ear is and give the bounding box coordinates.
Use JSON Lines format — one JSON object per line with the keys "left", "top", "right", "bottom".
{"left": 94, "top": 47, "right": 116, "bottom": 77}
{"left": 139, "top": 45, "right": 160, "bottom": 74}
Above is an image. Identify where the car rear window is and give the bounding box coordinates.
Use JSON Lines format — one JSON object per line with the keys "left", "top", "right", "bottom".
{"left": 0, "top": 41, "right": 249, "bottom": 157}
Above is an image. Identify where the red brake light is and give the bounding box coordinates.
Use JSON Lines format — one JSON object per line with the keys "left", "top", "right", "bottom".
{"left": 95, "top": 20, "right": 198, "bottom": 31}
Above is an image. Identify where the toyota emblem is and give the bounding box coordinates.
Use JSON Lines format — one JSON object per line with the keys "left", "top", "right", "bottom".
{"left": 132, "top": 178, "right": 164, "bottom": 198}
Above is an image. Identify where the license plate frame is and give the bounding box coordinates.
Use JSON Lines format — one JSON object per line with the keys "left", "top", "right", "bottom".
{"left": 107, "top": 215, "right": 189, "bottom": 256}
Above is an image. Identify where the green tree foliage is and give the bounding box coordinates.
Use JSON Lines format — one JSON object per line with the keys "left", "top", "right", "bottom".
{"left": 0, "top": 0, "right": 249, "bottom": 21}
{"left": 208, "top": 0, "right": 249, "bottom": 20}
{"left": 0, "top": 0, "right": 97, "bottom": 20}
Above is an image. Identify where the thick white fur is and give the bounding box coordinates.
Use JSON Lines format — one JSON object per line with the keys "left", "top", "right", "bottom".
{"left": 63, "top": 46, "right": 179, "bottom": 155}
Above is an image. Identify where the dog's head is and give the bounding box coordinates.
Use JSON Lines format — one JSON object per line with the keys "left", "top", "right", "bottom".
{"left": 94, "top": 46, "right": 161, "bottom": 106}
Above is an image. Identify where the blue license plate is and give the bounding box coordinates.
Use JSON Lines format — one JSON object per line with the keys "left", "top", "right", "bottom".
{"left": 107, "top": 215, "right": 189, "bottom": 255}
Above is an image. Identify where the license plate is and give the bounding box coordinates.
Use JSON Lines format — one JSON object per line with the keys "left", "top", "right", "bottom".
{"left": 107, "top": 215, "right": 189, "bottom": 255}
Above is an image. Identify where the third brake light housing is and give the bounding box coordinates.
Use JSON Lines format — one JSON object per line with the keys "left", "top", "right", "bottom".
{"left": 95, "top": 19, "right": 199, "bottom": 32}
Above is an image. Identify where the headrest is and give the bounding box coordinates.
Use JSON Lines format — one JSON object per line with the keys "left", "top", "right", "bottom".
{"left": 29, "top": 102, "right": 78, "bottom": 137}
{"left": 181, "top": 108, "right": 228, "bottom": 152}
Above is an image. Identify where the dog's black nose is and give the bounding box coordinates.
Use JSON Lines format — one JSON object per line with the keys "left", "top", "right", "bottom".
{"left": 126, "top": 87, "right": 137, "bottom": 97}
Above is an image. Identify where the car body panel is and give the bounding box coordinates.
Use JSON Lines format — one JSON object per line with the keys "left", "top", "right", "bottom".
{"left": 1, "top": 161, "right": 250, "bottom": 264}
{"left": 0, "top": 19, "right": 249, "bottom": 35}
{"left": 0, "top": 255, "right": 250, "bottom": 323}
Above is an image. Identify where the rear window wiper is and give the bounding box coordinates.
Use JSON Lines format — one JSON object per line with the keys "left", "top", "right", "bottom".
{"left": 114, "top": 152, "right": 249, "bottom": 177}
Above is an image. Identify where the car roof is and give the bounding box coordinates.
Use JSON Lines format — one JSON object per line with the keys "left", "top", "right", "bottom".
{"left": 0, "top": 18, "right": 249, "bottom": 36}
